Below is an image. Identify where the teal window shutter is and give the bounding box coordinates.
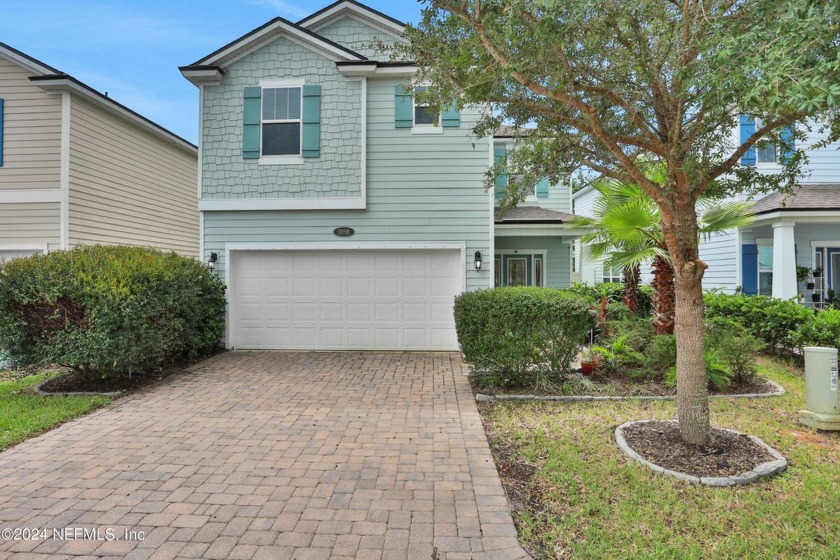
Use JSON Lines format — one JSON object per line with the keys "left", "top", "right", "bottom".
{"left": 441, "top": 104, "right": 460, "bottom": 128}
{"left": 243, "top": 87, "right": 261, "bottom": 160}
{"left": 536, "top": 177, "right": 549, "bottom": 199}
{"left": 742, "top": 244, "right": 758, "bottom": 295}
{"left": 0, "top": 98, "right": 4, "bottom": 166}
{"left": 493, "top": 145, "right": 507, "bottom": 202}
{"left": 395, "top": 85, "right": 413, "bottom": 128}
{"left": 739, "top": 115, "right": 756, "bottom": 166}
{"left": 302, "top": 84, "right": 321, "bottom": 158}
{"left": 780, "top": 125, "right": 795, "bottom": 164}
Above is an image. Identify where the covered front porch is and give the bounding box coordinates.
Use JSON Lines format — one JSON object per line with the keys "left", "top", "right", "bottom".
{"left": 741, "top": 185, "right": 840, "bottom": 307}
{"left": 493, "top": 206, "right": 586, "bottom": 288}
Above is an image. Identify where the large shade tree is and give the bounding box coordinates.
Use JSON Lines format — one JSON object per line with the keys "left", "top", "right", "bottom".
{"left": 405, "top": 0, "right": 840, "bottom": 444}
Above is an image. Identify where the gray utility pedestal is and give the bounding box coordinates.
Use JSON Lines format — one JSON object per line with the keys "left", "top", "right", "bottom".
{"left": 800, "top": 346, "right": 840, "bottom": 430}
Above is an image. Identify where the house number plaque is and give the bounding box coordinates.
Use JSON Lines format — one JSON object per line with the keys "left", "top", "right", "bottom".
{"left": 333, "top": 227, "right": 355, "bottom": 237}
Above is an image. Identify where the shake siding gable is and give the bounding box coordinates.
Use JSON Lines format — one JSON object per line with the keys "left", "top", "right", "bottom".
{"left": 313, "top": 16, "right": 403, "bottom": 59}
{"left": 0, "top": 56, "right": 61, "bottom": 188}
{"left": 67, "top": 95, "right": 198, "bottom": 257}
{"left": 202, "top": 36, "right": 362, "bottom": 199}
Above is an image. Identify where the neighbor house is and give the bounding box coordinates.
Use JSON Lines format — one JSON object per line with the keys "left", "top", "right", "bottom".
{"left": 573, "top": 118, "right": 840, "bottom": 306}
{"left": 0, "top": 42, "right": 198, "bottom": 260}
{"left": 180, "top": 0, "right": 581, "bottom": 351}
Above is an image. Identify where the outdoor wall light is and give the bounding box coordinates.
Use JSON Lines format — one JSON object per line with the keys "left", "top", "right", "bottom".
{"left": 474, "top": 250, "right": 483, "bottom": 272}
{"left": 208, "top": 252, "right": 218, "bottom": 270}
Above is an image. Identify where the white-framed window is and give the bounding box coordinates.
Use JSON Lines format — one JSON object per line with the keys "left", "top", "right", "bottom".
{"left": 261, "top": 86, "right": 302, "bottom": 157}
{"left": 602, "top": 262, "right": 622, "bottom": 284}
{"left": 758, "top": 244, "right": 773, "bottom": 296}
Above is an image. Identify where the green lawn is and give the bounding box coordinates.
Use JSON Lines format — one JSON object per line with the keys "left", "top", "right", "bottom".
{"left": 0, "top": 372, "right": 111, "bottom": 452}
{"left": 479, "top": 357, "right": 840, "bottom": 559}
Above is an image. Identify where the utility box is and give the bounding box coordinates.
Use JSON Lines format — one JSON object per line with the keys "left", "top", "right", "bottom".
{"left": 800, "top": 346, "right": 840, "bottom": 431}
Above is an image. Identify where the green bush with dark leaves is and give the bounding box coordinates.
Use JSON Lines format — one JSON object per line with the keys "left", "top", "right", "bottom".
{"left": 454, "top": 287, "right": 591, "bottom": 389}
{"left": 704, "top": 292, "right": 812, "bottom": 352}
{"left": 705, "top": 317, "right": 764, "bottom": 385}
{"left": 0, "top": 245, "right": 226, "bottom": 378}
{"left": 791, "top": 307, "right": 840, "bottom": 351}
{"left": 646, "top": 334, "right": 677, "bottom": 376}
{"left": 665, "top": 349, "right": 732, "bottom": 392}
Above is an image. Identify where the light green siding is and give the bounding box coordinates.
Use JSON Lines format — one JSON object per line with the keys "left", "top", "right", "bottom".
{"left": 313, "top": 16, "right": 403, "bottom": 59}
{"left": 492, "top": 140, "right": 572, "bottom": 213}
{"left": 494, "top": 236, "right": 572, "bottom": 289}
{"left": 204, "top": 76, "right": 492, "bottom": 291}
{"left": 201, "top": 36, "right": 362, "bottom": 199}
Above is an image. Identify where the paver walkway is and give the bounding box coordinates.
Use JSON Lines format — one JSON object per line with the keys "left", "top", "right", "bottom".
{"left": 0, "top": 352, "right": 530, "bottom": 560}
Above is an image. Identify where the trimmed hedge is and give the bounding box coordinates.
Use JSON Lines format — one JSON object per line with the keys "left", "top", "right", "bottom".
{"left": 454, "top": 287, "right": 591, "bottom": 388}
{"left": 704, "top": 292, "right": 812, "bottom": 352}
{"left": 0, "top": 245, "right": 226, "bottom": 378}
{"left": 792, "top": 308, "right": 840, "bottom": 351}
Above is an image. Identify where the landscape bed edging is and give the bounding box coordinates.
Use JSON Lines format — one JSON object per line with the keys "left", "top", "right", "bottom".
{"left": 614, "top": 419, "right": 788, "bottom": 486}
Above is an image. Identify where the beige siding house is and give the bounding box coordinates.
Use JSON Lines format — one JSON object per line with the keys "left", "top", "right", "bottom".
{"left": 0, "top": 42, "right": 198, "bottom": 259}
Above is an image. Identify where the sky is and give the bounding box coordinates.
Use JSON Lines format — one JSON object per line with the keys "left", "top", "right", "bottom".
{"left": 0, "top": 1, "right": 423, "bottom": 144}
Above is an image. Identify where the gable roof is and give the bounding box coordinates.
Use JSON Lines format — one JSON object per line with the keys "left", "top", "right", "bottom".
{"left": 750, "top": 184, "right": 840, "bottom": 215}
{"left": 297, "top": 0, "right": 406, "bottom": 37}
{"left": 185, "top": 16, "right": 366, "bottom": 71}
{"left": 0, "top": 42, "right": 195, "bottom": 152}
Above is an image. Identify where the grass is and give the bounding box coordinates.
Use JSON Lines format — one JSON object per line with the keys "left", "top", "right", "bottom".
{"left": 479, "top": 357, "right": 840, "bottom": 559}
{"left": 0, "top": 370, "right": 111, "bottom": 452}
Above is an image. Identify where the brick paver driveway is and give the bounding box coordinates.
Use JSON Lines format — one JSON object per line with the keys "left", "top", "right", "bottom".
{"left": 0, "top": 352, "right": 530, "bottom": 560}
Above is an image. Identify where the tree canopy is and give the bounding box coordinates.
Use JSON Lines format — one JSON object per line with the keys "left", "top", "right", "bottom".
{"left": 405, "top": 0, "right": 840, "bottom": 445}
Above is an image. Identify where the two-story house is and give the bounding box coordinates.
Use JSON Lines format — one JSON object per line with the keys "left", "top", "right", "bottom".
{"left": 573, "top": 118, "right": 840, "bottom": 305}
{"left": 0, "top": 42, "right": 198, "bottom": 259}
{"left": 181, "top": 0, "right": 580, "bottom": 351}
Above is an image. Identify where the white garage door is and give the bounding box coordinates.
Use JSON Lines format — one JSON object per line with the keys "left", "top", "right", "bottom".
{"left": 231, "top": 249, "right": 463, "bottom": 350}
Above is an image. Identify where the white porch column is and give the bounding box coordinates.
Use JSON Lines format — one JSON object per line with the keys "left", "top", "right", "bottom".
{"left": 772, "top": 222, "right": 797, "bottom": 299}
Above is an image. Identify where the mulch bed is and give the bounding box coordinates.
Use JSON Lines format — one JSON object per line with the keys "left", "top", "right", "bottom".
{"left": 621, "top": 421, "right": 775, "bottom": 477}
{"left": 471, "top": 371, "right": 776, "bottom": 398}
{"left": 39, "top": 365, "right": 185, "bottom": 394}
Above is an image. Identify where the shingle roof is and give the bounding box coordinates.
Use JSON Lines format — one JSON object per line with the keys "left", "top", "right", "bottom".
{"left": 495, "top": 206, "right": 575, "bottom": 224}
{"left": 750, "top": 184, "right": 840, "bottom": 215}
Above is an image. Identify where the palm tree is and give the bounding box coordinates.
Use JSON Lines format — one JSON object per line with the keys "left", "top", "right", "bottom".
{"left": 571, "top": 180, "right": 752, "bottom": 334}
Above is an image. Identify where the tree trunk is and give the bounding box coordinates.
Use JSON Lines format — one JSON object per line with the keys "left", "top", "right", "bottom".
{"left": 622, "top": 264, "right": 640, "bottom": 313}
{"left": 661, "top": 193, "right": 711, "bottom": 446}
{"left": 650, "top": 256, "right": 675, "bottom": 334}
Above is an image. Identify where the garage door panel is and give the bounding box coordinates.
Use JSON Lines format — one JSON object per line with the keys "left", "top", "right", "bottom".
{"left": 232, "top": 249, "right": 461, "bottom": 350}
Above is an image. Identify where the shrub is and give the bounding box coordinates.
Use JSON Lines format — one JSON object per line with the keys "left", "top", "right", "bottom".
{"left": 705, "top": 317, "right": 763, "bottom": 385}
{"left": 565, "top": 282, "right": 653, "bottom": 316}
{"left": 605, "top": 315, "right": 655, "bottom": 353}
{"left": 454, "top": 287, "right": 591, "bottom": 388}
{"left": 791, "top": 307, "right": 840, "bottom": 351}
{"left": 646, "top": 334, "right": 677, "bottom": 375}
{"left": 592, "top": 335, "right": 646, "bottom": 372}
{"left": 665, "top": 349, "right": 732, "bottom": 391}
{"left": 704, "top": 292, "right": 812, "bottom": 352}
{"left": 0, "top": 246, "right": 226, "bottom": 378}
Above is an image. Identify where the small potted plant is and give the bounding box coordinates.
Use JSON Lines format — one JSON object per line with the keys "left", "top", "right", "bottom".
{"left": 813, "top": 266, "right": 823, "bottom": 278}
{"left": 797, "top": 266, "right": 811, "bottom": 284}
{"left": 580, "top": 347, "right": 598, "bottom": 375}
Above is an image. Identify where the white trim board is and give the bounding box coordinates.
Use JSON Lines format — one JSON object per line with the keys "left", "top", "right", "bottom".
{"left": 0, "top": 190, "right": 63, "bottom": 204}
{"left": 199, "top": 198, "right": 366, "bottom": 211}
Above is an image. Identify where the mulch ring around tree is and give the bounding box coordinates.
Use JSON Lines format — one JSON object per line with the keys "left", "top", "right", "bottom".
{"left": 620, "top": 420, "right": 777, "bottom": 478}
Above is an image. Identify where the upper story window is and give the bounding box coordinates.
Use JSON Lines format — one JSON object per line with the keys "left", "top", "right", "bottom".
{"left": 754, "top": 119, "right": 777, "bottom": 164}
{"left": 413, "top": 86, "right": 441, "bottom": 131}
{"left": 262, "top": 87, "right": 301, "bottom": 156}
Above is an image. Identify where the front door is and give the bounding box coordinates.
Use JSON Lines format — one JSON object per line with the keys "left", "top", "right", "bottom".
{"left": 495, "top": 253, "right": 544, "bottom": 287}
